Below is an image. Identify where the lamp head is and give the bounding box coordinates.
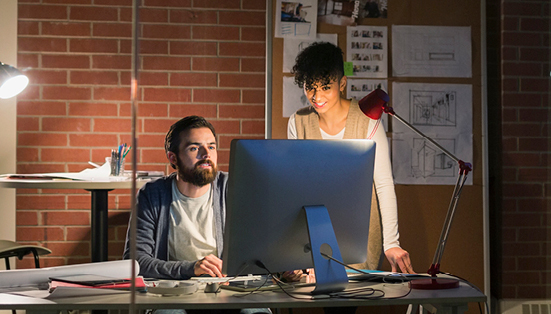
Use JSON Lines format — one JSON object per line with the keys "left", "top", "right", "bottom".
{"left": 0, "top": 62, "right": 29, "bottom": 99}
{"left": 358, "top": 87, "right": 389, "bottom": 120}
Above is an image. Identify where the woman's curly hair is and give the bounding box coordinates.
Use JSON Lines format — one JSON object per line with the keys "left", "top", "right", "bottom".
{"left": 291, "top": 42, "right": 344, "bottom": 90}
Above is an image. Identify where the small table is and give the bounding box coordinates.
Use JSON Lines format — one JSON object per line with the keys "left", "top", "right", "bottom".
{"left": 0, "top": 178, "right": 148, "bottom": 262}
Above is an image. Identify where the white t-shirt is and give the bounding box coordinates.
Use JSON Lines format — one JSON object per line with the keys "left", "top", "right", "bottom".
{"left": 168, "top": 181, "right": 217, "bottom": 262}
{"left": 287, "top": 113, "right": 400, "bottom": 252}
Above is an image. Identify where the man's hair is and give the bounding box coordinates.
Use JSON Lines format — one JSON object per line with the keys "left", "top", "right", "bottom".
{"left": 292, "top": 42, "right": 344, "bottom": 90}
{"left": 164, "top": 115, "right": 216, "bottom": 169}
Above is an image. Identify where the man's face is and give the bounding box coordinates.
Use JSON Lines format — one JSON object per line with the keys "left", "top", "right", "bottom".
{"left": 170, "top": 127, "right": 218, "bottom": 187}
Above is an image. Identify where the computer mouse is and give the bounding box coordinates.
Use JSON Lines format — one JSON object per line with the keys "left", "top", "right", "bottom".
{"left": 204, "top": 282, "right": 219, "bottom": 293}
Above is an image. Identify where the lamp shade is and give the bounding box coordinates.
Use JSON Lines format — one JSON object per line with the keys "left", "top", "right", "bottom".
{"left": 358, "top": 87, "right": 389, "bottom": 120}
{"left": 0, "top": 62, "right": 29, "bottom": 99}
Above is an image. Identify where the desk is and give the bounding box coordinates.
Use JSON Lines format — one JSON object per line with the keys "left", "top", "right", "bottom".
{"left": 0, "top": 178, "right": 148, "bottom": 262}
{"left": 0, "top": 280, "right": 486, "bottom": 314}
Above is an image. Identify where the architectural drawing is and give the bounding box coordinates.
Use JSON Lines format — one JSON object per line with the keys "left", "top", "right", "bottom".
{"left": 276, "top": 0, "right": 318, "bottom": 39}
{"left": 411, "top": 138, "right": 456, "bottom": 178}
{"left": 409, "top": 90, "right": 456, "bottom": 127}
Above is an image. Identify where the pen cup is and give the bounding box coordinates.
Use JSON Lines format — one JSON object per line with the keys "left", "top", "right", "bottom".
{"left": 106, "top": 157, "right": 125, "bottom": 176}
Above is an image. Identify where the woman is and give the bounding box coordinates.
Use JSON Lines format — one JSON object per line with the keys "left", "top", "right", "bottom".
{"left": 288, "top": 42, "right": 414, "bottom": 274}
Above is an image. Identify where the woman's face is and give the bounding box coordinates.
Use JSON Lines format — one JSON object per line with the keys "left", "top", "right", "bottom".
{"left": 304, "top": 76, "right": 346, "bottom": 114}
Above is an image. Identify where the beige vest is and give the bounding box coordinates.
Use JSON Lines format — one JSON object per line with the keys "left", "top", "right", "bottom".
{"left": 295, "top": 99, "right": 383, "bottom": 270}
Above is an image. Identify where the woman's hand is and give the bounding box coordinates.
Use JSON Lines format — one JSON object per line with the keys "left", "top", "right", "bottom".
{"left": 384, "top": 247, "right": 415, "bottom": 274}
{"left": 280, "top": 269, "right": 303, "bottom": 282}
{"left": 194, "top": 254, "right": 224, "bottom": 277}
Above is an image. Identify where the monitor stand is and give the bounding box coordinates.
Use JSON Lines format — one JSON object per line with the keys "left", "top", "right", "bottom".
{"left": 303, "top": 205, "right": 349, "bottom": 295}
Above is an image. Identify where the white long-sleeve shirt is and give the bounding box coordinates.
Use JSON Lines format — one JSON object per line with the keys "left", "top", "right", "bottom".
{"left": 287, "top": 113, "right": 401, "bottom": 252}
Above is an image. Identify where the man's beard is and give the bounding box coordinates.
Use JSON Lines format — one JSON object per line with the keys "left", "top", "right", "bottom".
{"left": 177, "top": 158, "right": 218, "bottom": 187}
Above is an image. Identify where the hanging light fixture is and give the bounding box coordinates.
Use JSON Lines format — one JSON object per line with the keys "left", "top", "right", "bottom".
{"left": 0, "top": 62, "right": 29, "bottom": 99}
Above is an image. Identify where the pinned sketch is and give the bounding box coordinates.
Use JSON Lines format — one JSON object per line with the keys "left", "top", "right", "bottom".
{"left": 283, "top": 76, "right": 309, "bottom": 117}
{"left": 347, "top": 78, "right": 388, "bottom": 131}
{"left": 391, "top": 82, "right": 473, "bottom": 185}
{"left": 317, "top": 0, "right": 387, "bottom": 26}
{"left": 283, "top": 34, "right": 338, "bottom": 73}
{"left": 276, "top": 0, "right": 318, "bottom": 39}
{"left": 346, "top": 26, "right": 388, "bottom": 78}
{"left": 392, "top": 25, "right": 472, "bottom": 78}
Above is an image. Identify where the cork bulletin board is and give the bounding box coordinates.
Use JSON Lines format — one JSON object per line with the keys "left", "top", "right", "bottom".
{"left": 268, "top": 0, "right": 486, "bottom": 308}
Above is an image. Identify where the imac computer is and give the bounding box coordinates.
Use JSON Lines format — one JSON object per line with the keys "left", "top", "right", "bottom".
{"left": 222, "top": 139, "right": 376, "bottom": 294}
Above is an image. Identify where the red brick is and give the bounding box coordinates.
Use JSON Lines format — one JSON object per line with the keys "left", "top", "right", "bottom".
{"left": 518, "top": 138, "right": 548, "bottom": 151}
{"left": 17, "top": 54, "right": 39, "bottom": 68}
{"left": 94, "top": 0, "right": 131, "bottom": 5}
{"left": 70, "top": 6, "right": 118, "bottom": 21}
{"left": 17, "top": 85, "right": 40, "bottom": 100}
{"left": 209, "top": 120, "right": 241, "bottom": 134}
{"left": 18, "top": 37, "right": 67, "bottom": 52}
{"left": 43, "top": 86, "right": 91, "bottom": 100}
{"left": 520, "top": 17, "right": 550, "bottom": 32}
{"left": 143, "top": 88, "right": 191, "bottom": 102}
{"left": 169, "top": 10, "right": 217, "bottom": 24}
{"left": 192, "top": 26, "right": 239, "bottom": 40}
{"left": 17, "top": 195, "right": 66, "bottom": 210}
{"left": 142, "top": 119, "right": 178, "bottom": 133}
{"left": 70, "top": 38, "right": 119, "bottom": 53}
{"left": 67, "top": 195, "right": 97, "bottom": 210}
{"left": 242, "top": 89, "right": 265, "bottom": 103}
{"left": 142, "top": 24, "right": 191, "bottom": 40}
{"left": 192, "top": 57, "right": 239, "bottom": 72}
{"left": 502, "top": 47, "right": 518, "bottom": 61}
{"left": 219, "top": 104, "right": 265, "bottom": 119}
{"left": 502, "top": 62, "right": 542, "bottom": 76}
{"left": 41, "top": 148, "right": 91, "bottom": 162}
{"left": 502, "top": 78, "right": 519, "bottom": 92}
{"left": 170, "top": 72, "right": 217, "bottom": 87}
{"left": 42, "top": 117, "right": 91, "bottom": 132}
{"left": 219, "top": 11, "right": 265, "bottom": 26}
{"left": 192, "top": 0, "right": 239, "bottom": 9}
{"left": 92, "top": 55, "right": 131, "bottom": 69}
{"left": 17, "top": 211, "right": 39, "bottom": 226}
{"left": 17, "top": 147, "right": 39, "bottom": 162}
{"left": 138, "top": 72, "right": 169, "bottom": 86}
{"left": 502, "top": 183, "right": 543, "bottom": 198}
{"left": 243, "top": 0, "right": 266, "bottom": 10}
{"left": 502, "top": 123, "right": 542, "bottom": 137}
{"left": 42, "top": 55, "right": 90, "bottom": 69}
{"left": 502, "top": 32, "right": 542, "bottom": 47}
{"left": 502, "top": 93, "right": 542, "bottom": 107}
{"left": 69, "top": 134, "right": 119, "bottom": 147}
{"left": 138, "top": 134, "right": 166, "bottom": 148}
{"left": 141, "top": 148, "right": 169, "bottom": 163}
{"left": 170, "top": 41, "right": 217, "bottom": 56}
{"left": 45, "top": 241, "right": 90, "bottom": 257}
{"left": 17, "top": 227, "right": 64, "bottom": 241}
{"left": 70, "top": 71, "right": 119, "bottom": 85}
{"left": 516, "top": 286, "right": 548, "bottom": 299}
{"left": 43, "top": 0, "right": 91, "bottom": 4}
{"left": 518, "top": 168, "right": 549, "bottom": 182}
{"left": 193, "top": 89, "right": 240, "bottom": 103}
{"left": 143, "top": 56, "right": 191, "bottom": 71}
{"left": 119, "top": 7, "right": 132, "bottom": 22}
{"left": 140, "top": 8, "right": 168, "bottom": 22}
{"left": 25, "top": 69, "right": 67, "bottom": 85}
{"left": 18, "top": 133, "right": 68, "bottom": 147}
{"left": 18, "top": 21, "right": 40, "bottom": 35}
{"left": 168, "top": 104, "right": 217, "bottom": 118}
{"left": 502, "top": 2, "right": 544, "bottom": 16}
{"left": 18, "top": 101, "right": 67, "bottom": 116}
{"left": 517, "top": 198, "right": 551, "bottom": 212}
{"left": 242, "top": 120, "right": 265, "bottom": 134}
{"left": 139, "top": 40, "right": 169, "bottom": 54}
{"left": 520, "top": 47, "right": 551, "bottom": 62}
{"left": 219, "top": 42, "right": 265, "bottom": 57}
{"left": 93, "top": 118, "right": 132, "bottom": 132}
{"left": 143, "top": 0, "right": 191, "bottom": 7}
{"left": 219, "top": 73, "right": 265, "bottom": 88}
{"left": 66, "top": 227, "right": 91, "bottom": 241}
{"left": 42, "top": 22, "right": 91, "bottom": 36}
{"left": 93, "top": 87, "right": 132, "bottom": 101}
{"left": 501, "top": 272, "right": 541, "bottom": 285}
{"left": 502, "top": 17, "right": 519, "bottom": 31}
{"left": 139, "top": 103, "right": 169, "bottom": 117}
{"left": 241, "top": 27, "right": 266, "bottom": 41}
{"left": 520, "top": 78, "right": 550, "bottom": 92}
{"left": 18, "top": 4, "right": 68, "bottom": 19}
{"left": 93, "top": 23, "right": 132, "bottom": 37}
{"left": 17, "top": 163, "right": 66, "bottom": 174}
{"left": 68, "top": 102, "right": 118, "bottom": 116}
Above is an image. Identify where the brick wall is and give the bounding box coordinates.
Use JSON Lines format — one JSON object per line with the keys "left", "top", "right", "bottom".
{"left": 498, "top": 0, "right": 550, "bottom": 299}
{"left": 15, "top": 0, "right": 266, "bottom": 267}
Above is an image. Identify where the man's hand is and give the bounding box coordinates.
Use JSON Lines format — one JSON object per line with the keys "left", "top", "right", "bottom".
{"left": 384, "top": 247, "right": 415, "bottom": 274}
{"left": 194, "top": 254, "right": 224, "bottom": 277}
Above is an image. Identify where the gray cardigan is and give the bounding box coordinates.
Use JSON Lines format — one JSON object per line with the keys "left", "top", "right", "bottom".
{"left": 123, "top": 171, "right": 229, "bottom": 279}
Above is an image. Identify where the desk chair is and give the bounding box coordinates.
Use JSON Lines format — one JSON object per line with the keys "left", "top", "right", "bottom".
{"left": 0, "top": 239, "right": 51, "bottom": 270}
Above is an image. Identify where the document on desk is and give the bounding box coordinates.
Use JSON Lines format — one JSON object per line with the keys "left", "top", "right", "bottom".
{"left": 0, "top": 260, "right": 138, "bottom": 290}
{"left": 0, "top": 160, "right": 115, "bottom": 181}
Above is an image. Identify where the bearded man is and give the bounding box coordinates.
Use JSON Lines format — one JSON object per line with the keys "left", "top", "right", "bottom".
{"left": 123, "top": 116, "right": 229, "bottom": 279}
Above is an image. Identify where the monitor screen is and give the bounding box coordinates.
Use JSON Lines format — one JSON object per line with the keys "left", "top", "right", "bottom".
{"left": 222, "top": 139, "right": 376, "bottom": 281}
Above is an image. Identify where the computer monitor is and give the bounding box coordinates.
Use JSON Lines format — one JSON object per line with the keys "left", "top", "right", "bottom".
{"left": 222, "top": 139, "right": 376, "bottom": 294}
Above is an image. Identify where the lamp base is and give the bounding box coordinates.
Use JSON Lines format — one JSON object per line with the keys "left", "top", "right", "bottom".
{"left": 408, "top": 278, "right": 460, "bottom": 290}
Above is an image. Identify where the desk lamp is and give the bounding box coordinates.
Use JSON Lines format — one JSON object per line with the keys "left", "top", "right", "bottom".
{"left": 0, "top": 62, "right": 29, "bottom": 99}
{"left": 359, "top": 87, "right": 472, "bottom": 289}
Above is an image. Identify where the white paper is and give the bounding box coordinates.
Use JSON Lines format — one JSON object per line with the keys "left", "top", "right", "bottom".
{"left": 283, "top": 33, "right": 338, "bottom": 73}
{"left": 346, "top": 26, "right": 388, "bottom": 78}
{"left": 283, "top": 76, "right": 310, "bottom": 118}
{"left": 276, "top": 0, "right": 318, "bottom": 39}
{"left": 346, "top": 78, "right": 388, "bottom": 132}
{"left": 0, "top": 260, "right": 138, "bottom": 289}
{"left": 0, "top": 160, "right": 123, "bottom": 182}
{"left": 391, "top": 82, "right": 473, "bottom": 185}
{"left": 392, "top": 25, "right": 472, "bottom": 78}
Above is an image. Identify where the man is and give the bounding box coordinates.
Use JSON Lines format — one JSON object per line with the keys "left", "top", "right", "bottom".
{"left": 123, "top": 115, "right": 227, "bottom": 280}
